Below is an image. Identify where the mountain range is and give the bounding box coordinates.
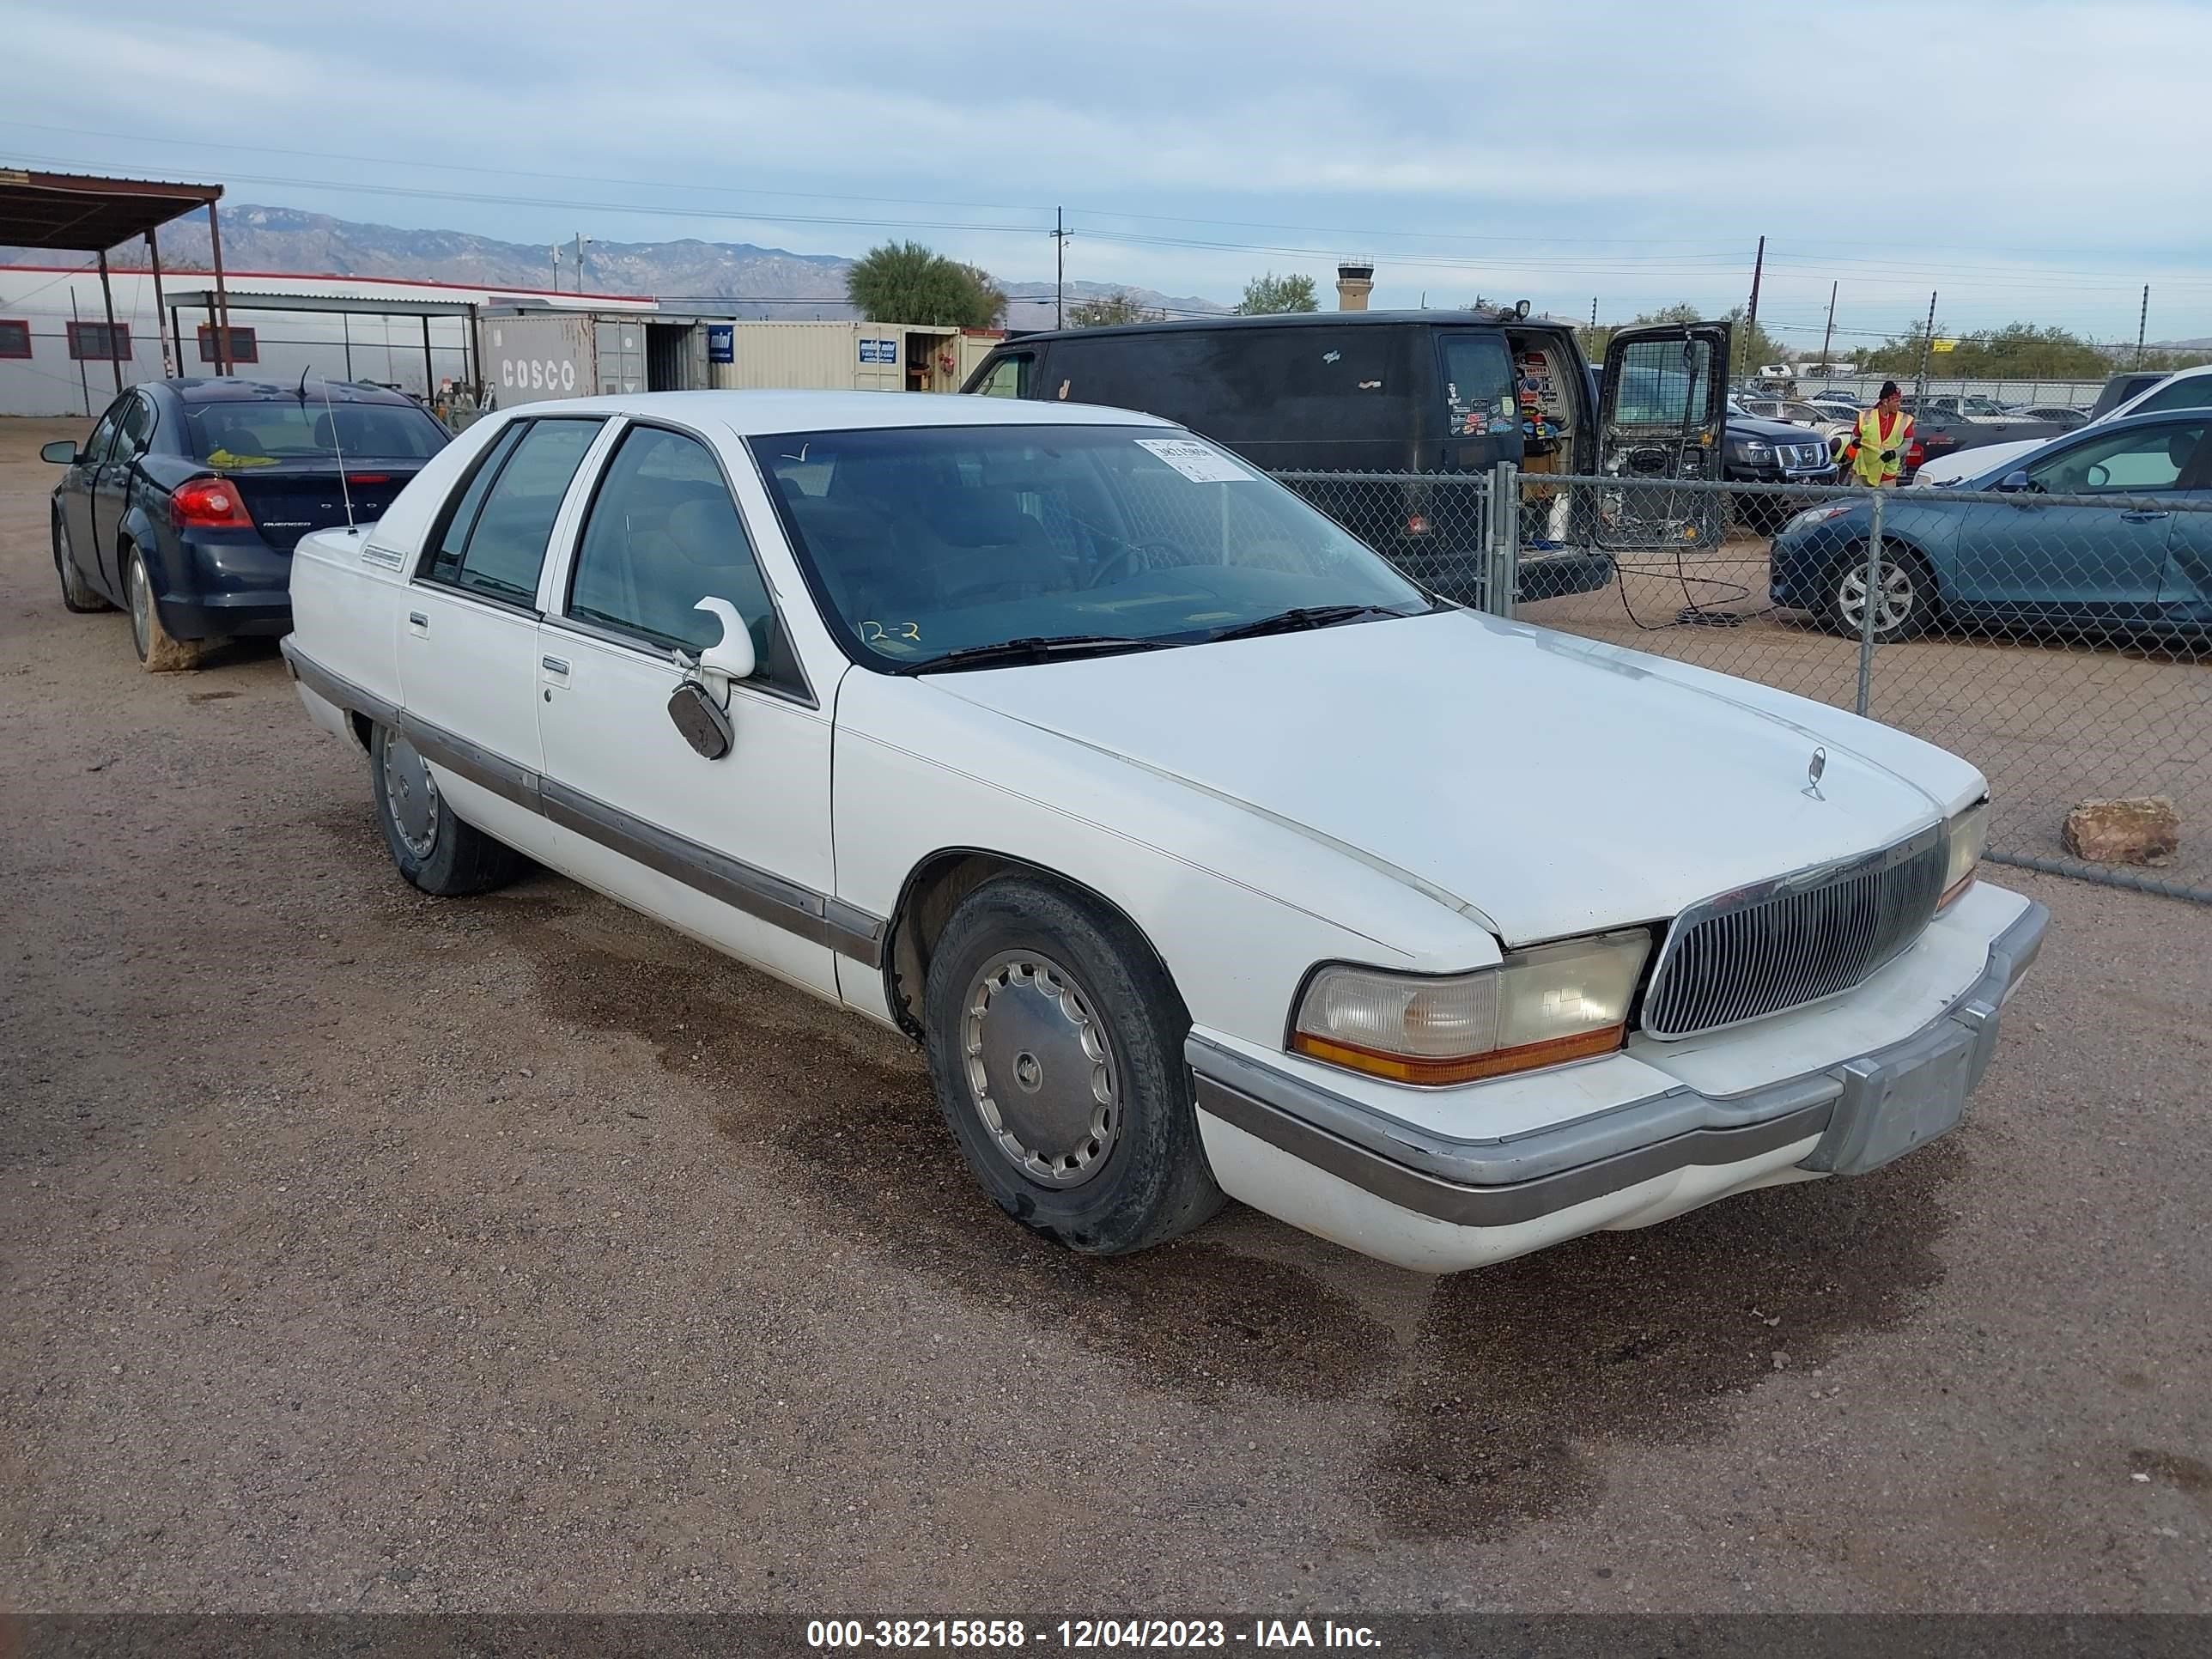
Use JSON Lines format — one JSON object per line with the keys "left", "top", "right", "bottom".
{"left": 0, "top": 204, "right": 1224, "bottom": 328}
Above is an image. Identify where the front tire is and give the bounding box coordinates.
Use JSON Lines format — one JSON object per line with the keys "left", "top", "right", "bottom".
{"left": 369, "top": 722, "right": 525, "bottom": 896}
{"left": 923, "top": 877, "right": 1224, "bottom": 1255}
{"left": 125, "top": 546, "right": 204, "bottom": 672}
{"left": 1826, "top": 544, "right": 1934, "bottom": 641}
{"left": 54, "top": 508, "right": 111, "bottom": 613}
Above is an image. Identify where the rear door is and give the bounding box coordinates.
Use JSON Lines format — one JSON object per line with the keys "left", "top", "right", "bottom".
{"left": 62, "top": 398, "right": 127, "bottom": 587}
{"left": 1595, "top": 321, "right": 1731, "bottom": 549}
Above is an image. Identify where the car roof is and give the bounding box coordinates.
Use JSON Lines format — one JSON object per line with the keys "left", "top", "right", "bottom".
{"left": 1000, "top": 308, "right": 1530, "bottom": 346}
{"left": 161, "top": 376, "right": 419, "bottom": 407}
{"left": 519, "top": 388, "right": 1180, "bottom": 436}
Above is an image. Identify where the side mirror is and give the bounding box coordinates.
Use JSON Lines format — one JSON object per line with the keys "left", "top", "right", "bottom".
{"left": 692, "top": 598, "right": 757, "bottom": 683}
{"left": 40, "top": 441, "right": 78, "bottom": 465}
{"left": 1996, "top": 470, "right": 2033, "bottom": 492}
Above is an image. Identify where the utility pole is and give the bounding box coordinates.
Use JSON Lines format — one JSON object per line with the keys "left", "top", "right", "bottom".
{"left": 1913, "top": 289, "right": 1938, "bottom": 411}
{"left": 1742, "top": 234, "right": 1765, "bottom": 377}
{"left": 574, "top": 234, "right": 592, "bottom": 294}
{"left": 550, "top": 246, "right": 562, "bottom": 292}
{"left": 2137, "top": 284, "right": 2150, "bottom": 366}
{"left": 1819, "top": 281, "right": 1838, "bottom": 370}
{"left": 1053, "top": 207, "right": 1066, "bottom": 329}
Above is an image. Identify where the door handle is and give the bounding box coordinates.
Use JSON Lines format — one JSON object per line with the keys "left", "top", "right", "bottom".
{"left": 2119, "top": 510, "right": 2169, "bottom": 523}
{"left": 541, "top": 656, "right": 570, "bottom": 676}
{"left": 407, "top": 611, "right": 429, "bottom": 636}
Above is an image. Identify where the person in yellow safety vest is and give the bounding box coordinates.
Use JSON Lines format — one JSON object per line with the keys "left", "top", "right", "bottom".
{"left": 1842, "top": 380, "right": 1915, "bottom": 487}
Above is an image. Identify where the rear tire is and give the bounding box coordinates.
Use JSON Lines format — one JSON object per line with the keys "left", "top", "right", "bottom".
{"left": 53, "top": 509, "right": 110, "bottom": 613}
{"left": 125, "top": 546, "right": 204, "bottom": 672}
{"left": 369, "top": 721, "right": 526, "bottom": 896}
{"left": 923, "top": 877, "right": 1224, "bottom": 1255}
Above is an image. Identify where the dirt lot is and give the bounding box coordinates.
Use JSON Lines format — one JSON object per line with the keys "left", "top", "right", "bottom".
{"left": 2, "top": 414, "right": 2209, "bottom": 1615}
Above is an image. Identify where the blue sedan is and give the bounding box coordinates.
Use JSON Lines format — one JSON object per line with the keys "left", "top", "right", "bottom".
{"left": 1769, "top": 411, "right": 2212, "bottom": 641}
{"left": 46, "top": 378, "right": 450, "bottom": 671}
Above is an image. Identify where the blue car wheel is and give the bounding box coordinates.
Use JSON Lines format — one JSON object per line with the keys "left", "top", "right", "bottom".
{"left": 1826, "top": 545, "right": 1933, "bottom": 642}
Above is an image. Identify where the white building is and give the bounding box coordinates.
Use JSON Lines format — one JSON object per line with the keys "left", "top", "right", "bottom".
{"left": 0, "top": 263, "right": 653, "bottom": 417}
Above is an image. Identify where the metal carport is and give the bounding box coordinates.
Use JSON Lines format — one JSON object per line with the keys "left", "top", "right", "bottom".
{"left": 0, "top": 166, "right": 232, "bottom": 385}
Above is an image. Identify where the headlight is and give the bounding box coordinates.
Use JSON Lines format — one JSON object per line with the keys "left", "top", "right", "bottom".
{"left": 1291, "top": 930, "right": 1652, "bottom": 1085}
{"left": 1741, "top": 441, "right": 1773, "bottom": 463}
{"left": 1941, "top": 799, "right": 1989, "bottom": 909}
{"left": 1785, "top": 502, "right": 1856, "bottom": 532}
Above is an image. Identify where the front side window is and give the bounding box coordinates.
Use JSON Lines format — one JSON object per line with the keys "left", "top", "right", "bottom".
{"left": 973, "top": 354, "right": 1032, "bottom": 398}
{"left": 2027, "top": 422, "right": 2205, "bottom": 494}
{"left": 423, "top": 417, "right": 602, "bottom": 605}
{"left": 566, "top": 425, "right": 801, "bottom": 691}
{"left": 752, "top": 423, "right": 1429, "bottom": 672}
{"left": 82, "top": 398, "right": 128, "bottom": 465}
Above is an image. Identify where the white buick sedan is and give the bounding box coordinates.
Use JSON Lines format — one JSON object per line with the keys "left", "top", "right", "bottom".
{"left": 282, "top": 392, "right": 2046, "bottom": 1273}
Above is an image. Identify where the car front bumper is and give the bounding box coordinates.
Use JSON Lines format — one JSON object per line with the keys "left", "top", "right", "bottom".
{"left": 1188, "top": 896, "right": 2047, "bottom": 1273}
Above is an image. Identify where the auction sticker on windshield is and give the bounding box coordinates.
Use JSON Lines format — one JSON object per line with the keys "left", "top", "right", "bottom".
{"left": 1134, "top": 437, "right": 1254, "bottom": 483}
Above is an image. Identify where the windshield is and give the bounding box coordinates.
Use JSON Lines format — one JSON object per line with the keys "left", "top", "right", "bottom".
{"left": 183, "top": 399, "right": 449, "bottom": 466}
{"left": 751, "top": 424, "right": 1431, "bottom": 671}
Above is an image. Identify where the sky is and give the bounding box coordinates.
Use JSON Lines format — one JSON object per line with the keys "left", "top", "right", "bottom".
{"left": 6, "top": 0, "right": 2212, "bottom": 345}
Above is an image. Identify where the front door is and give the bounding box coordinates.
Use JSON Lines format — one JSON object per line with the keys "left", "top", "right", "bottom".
{"left": 399, "top": 413, "right": 608, "bottom": 860}
{"left": 92, "top": 392, "right": 154, "bottom": 589}
{"left": 1949, "top": 418, "right": 2207, "bottom": 622}
{"left": 535, "top": 419, "right": 838, "bottom": 995}
{"left": 1595, "top": 320, "right": 1732, "bottom": 549}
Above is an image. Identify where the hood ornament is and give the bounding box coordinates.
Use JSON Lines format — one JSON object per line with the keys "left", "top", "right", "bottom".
{"left": 1804, "top": 745, "right": 1827, "bottom": 799}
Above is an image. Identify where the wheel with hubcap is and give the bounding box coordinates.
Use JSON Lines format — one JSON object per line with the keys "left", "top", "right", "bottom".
{"left": 1826, "top": 545, "right": 1932, "bottom": 642}
{"left": 53, "top": 509, "right": 111, "bottom": 613}
{"left": 125, "top": 546, "right": 204, "bottom": 672}
{"left": 368, "top": 721, "right": 526, "bottom": 896}
{"left": 923, "top": 876, "right": 1224, "bottom": 1255}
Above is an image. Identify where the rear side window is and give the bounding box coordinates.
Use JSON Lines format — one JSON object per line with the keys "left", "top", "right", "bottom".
{"left": 118, "top": 394, "right": 155, "bottom": 456}
{"left": 1438, "top": 334, "right": 1516, "bottom": 436}
{"left": 423, "top": 418, "right": 602, "bottom": 605}
{"left": 2130, "top": 375, "right": 2212, "bottom": 416}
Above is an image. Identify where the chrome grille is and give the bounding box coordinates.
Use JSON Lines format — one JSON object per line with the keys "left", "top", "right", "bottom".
{"left": 1642, "top": 826, "right": 1948, "bottom": 1040}
{"left": 1779, "top": 441, "right": 1827, "bottom": 469}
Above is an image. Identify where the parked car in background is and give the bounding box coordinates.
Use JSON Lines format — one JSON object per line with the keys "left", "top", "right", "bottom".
{"left": 45, "top": 378, "right": 452, "bottom": 671}
{"left": 2087, "top": 370, "right": 2171, "bottom": 420}
{"left": 1913, "top": 363, "right": 2212, "bottom": 487}
{"left": 1771, "top": 410, "right": 2211, "bottom": 641}
{"left": 1723, "top": 398, "right": 1840, "bottom": 527}
{"left": 2015, "top": 405, "right": 2091, "bottom": 430}
{"left": 280, "top": 389, "right": 2043, "bottom": 1273}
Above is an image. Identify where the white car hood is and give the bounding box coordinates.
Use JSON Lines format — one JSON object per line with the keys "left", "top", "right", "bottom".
{"left": 933, "top": 610, "right": 1979, "bottom": 945}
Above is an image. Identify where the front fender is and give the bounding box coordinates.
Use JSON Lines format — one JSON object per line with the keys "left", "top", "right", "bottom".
{"left": 831, "top": 672, "right": 1498, "bottom": 1047}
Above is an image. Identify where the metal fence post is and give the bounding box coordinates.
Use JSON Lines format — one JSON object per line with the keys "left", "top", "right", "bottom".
{"left": 1856, "top": 489, "right": 1885, "bottom": 717}
{"left": 1487, "top": 461, "right": 1520, "bottom": 619}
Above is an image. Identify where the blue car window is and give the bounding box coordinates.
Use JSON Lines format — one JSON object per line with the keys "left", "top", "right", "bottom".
{"left": 2027, "top": 423, "right": 2205, "bottom": 494}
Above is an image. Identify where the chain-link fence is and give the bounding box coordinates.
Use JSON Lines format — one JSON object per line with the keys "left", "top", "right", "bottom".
{"left": 1278, "top": 464, "right": 2209, "bottom": 904}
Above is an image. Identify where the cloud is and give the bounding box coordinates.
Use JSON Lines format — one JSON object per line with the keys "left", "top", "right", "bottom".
{"left": 4, "top": 0, "right": 2209, "bottom": 336}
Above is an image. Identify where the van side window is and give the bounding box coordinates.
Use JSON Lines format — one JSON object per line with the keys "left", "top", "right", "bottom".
{"left": 974, "top": 354, "right": 1032, "bottom": 398}
{"left": 1439, "top": 335, "right": 1516, "bottom": 436}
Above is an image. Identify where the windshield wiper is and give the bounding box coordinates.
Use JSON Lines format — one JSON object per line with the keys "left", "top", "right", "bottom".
{"left": 896, "top": 635, "right": 1176, "bottom": 674}
{"left": 1207, "top": 604, "right": 1410, "bottom": 642}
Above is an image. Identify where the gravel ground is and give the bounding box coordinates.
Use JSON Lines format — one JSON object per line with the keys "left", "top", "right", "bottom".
{"left": 1, "top": 415, "right": 2208, "bottom": 1615}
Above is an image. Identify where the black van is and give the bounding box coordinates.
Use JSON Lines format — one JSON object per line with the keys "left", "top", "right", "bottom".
{"left": 961, "top": 308, "right": 1731, "bottom": 602}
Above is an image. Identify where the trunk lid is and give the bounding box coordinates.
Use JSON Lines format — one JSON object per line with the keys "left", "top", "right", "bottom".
{"left": 224, "top": 461, "right": 423, "bottom": 551}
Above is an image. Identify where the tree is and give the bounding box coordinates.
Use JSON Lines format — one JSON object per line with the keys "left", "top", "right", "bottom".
{"left": 957, "top": 263, "right": 1007, "bottom": 328}
{"left": 845, "top": 240, "right": 1000, "bottom": 328}
{"left": 1235, "top": 272, "right": 1318, "bottom": 314}
{"left": 1066, "top": 289, "right": 1158, "bottom": 327}
{"left": 1576, "top": 301, "right": 1780, "bottom": 369}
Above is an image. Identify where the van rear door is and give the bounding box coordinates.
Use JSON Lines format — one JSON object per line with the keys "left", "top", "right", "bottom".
{"left": 1595, "top": 320, "right": 1731, "bottom": 549}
